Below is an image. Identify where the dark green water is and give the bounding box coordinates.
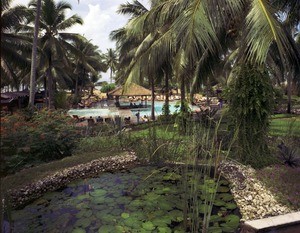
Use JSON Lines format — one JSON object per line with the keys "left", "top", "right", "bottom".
{"left": 6, "top": 166, "right": 240, "bottom": 233}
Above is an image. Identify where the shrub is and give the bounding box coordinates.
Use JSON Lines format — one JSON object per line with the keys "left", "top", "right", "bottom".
{"left": 277, "top": 141, "right": 300, "bottom": 167}
{"left": 0, "top": 110, "right": 80, "bottom": 175}
{"left": 100, "top": 83, "right": 116, "bottom": 93}
{"left": 54, "top": 91, "right": 68, "bottom": 109}
{"left": 226, "top": 63, "right": 274, "bottom": 168}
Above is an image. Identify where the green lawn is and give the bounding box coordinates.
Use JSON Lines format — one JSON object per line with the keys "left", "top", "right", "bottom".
{"left": 269, "top": 115, "right": 300, "bottom": 136}
{"left": 1, "top": 151, "right": 127, "bottom": 191}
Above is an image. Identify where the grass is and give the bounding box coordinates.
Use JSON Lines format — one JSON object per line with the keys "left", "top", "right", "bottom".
{"left": 1, "top": 150, "right": 127, "bottom": 191}
{"left": 269, "top": 115, "right": 300, "bottom": 136}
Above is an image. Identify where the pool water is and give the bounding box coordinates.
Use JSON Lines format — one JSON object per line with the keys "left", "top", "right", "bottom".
{"left": 6, "top": 166, "right": 240, "bottom": 233}
{"left": 68, "top": 101, "right": 200, "bottom": 118}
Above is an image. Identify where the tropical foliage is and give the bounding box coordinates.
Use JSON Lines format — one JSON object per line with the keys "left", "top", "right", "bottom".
{"left": 1, "top": 0, "right": 108, "bottom": 109}
{"left": 0, "top": 110, "right": 80, "bottom": 175}
{"left": 226, "top": 63, "right": 274, "bottom": 168}
{"left": 1, "top": 0, "right": 31, "bottom": 90}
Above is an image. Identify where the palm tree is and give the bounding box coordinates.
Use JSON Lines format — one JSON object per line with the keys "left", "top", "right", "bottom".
{"left": 71, "top": 38, "right": 107, "bottom": 102}
{"left": 104, "top": 48, "right": 118, "bottom": 84}
{"left": 27, "top": 0, "right": 83, "bottom": 109}
{"left": 28, "top": 0, "right": 41, "bottom": 108}
{"left": 120, "top": 0, "right": 300, "bottom": 115}
{"left": 1, "top": 0, "right": 31, "bottom": 91}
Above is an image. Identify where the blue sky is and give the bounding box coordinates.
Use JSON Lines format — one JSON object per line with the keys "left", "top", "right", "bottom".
{"left": 12, "top": 0, "right": 150, "bottom": 82}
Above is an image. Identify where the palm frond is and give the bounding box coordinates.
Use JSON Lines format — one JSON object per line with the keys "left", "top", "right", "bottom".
{"left": 244, "top": 0, "right": 297, "bottom": 65}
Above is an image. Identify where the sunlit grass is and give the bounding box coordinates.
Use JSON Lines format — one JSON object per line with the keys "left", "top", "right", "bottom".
{"left": 269, "top": 115, "right": 300, "bottom": 136}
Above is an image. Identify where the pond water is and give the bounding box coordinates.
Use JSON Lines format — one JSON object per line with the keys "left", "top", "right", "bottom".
{"left": 6, "top": 166, "right": 240, "bottom": 233}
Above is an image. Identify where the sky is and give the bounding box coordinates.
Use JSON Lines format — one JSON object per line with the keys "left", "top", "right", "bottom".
{"left": 12, "top": 0, "right": 150, "bottom": 82}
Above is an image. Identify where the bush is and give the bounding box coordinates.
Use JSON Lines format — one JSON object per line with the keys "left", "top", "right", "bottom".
{"left": 226, "top": 63, "right": 274, "bottom": 168}
{"left": 0, "top": 110, "right": 80, "bottom": 175}
{"left": 54, "top": 91, "right": 68, "bottom": 109}
{"left": 100, "top": 83, "right": 116, "bottom": 93}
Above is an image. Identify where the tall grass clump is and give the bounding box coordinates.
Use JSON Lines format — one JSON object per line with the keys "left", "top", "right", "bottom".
{"left": 226, "top": 63, "right": 274, "bottom": 168}
{"left": 180, "top": 119, "right": 237, "bottom": 232}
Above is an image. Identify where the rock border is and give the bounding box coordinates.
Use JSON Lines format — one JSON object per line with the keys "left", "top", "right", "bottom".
{"left": 218, "top": 160, "right": 297, "bottom": 221}
{"left": 5, "top": 153, "right": 138, "bottom": 209}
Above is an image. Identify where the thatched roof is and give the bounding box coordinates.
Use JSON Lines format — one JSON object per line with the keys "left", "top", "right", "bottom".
{"left": 108, "top": 83, "right": 152, "bottom": 96}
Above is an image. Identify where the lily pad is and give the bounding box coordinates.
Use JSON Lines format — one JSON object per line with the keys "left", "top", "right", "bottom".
{"left": 213, "top": 199, "right": 226, "bottom": 207}
{"left": 217, "top": 186, "right": 230, "bottom": 193}
{"left": 142, "top": 221, "right": 155, "bottom": 231}
{"left": 217, "top": 193, "right": 233, "bottom": 202}
{"left": 162, "top": 172, "right": 181, "bottom": 181}
{"left": 144, "top": 192, "right": 160, "bottom": 201}
{"left": 208, "top": 226, "right": 222, "bottom": 233}
{"left": 158, "top": 226, "right": 172, "bottom": 233}
{"left": 72, "top": 228, "right": 86, "bottom": 233}
{"left": 225, "top": 203, "right": 237, "bottom": 210}
{"left": 169, "top": 210, "right": 183, "bottom": 222}
{"left": 159, "top": 201, "right": 174, "bottom": 211}
{"left": 124, "top": 217, "right": 142, "bottom": 228}
{"left": 77, "top": 194, "right": 89, "bottom": 201}
{"left": 97, "top": 225, "right": 115, "bottom": 233}
{"left": 152, "top": 218, "right": 168, "bottom": 228}
{"left": 121, "top": 212, "right": 130, "bottom": 219}
{"left": 90, "top": 189, "right": 107, "bottom": 197}
{"left": 75, "top": 218, "right": 92, "bottom": 228}
{"left": 220, "top": 214, "right": 240, "bottom": 232}
{"left": 209, "top": 215, "right": 222, "bottom": 223}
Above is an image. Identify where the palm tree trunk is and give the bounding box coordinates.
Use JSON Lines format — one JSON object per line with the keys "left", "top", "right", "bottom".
{"left": 110, "top": 68, "right": 113, "bottom": 84}
{"left": 47, "top": 56, "right": 54, "bottom": 109}
{"left": 287, "top": 72, "right": 292, "bottom": 113}
{"left": 180, "top": 76, "right": 186, "bottom": 112}
{"left": 28, "top": 0, "right": 41, "bottom": 109}
{"left": 150, "top": 77, "right": 155, "bottom": 121}
{"left": 75, "top": 75, "right": 79, "bottom": 101}
{"left": 164, "top": 66, "right": 170, "bottom": 116}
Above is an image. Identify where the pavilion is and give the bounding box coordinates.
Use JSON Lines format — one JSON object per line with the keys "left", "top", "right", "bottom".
{"left": 107, "top": 83, "right": 152, "bottom": 109}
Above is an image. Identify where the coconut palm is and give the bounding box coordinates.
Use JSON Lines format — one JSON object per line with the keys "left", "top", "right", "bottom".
{"left": 120, "top": 0, "right": 299, "bottom": 118}
{"left": 70, "top": 38, "right": 107, "bottom": 102}
{"left": 111, "top": 0, "right": 164, "bottom": 119}
{"left": 28, "top": 0, "right": 42, "bottom": 108}
{"left": 104, "top": 48, "right": 119, "bottom": 84}
{"left": 1, "top": 0, "right": 31, "bottom": 91}
{"left": 27, "top": 0, "right": 83, "bottom": 109}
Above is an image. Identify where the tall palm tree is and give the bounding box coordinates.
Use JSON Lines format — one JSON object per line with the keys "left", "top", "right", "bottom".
{"left": 112, "top": 0, "right": 164, "bottom": 120}
{"left": 104, "top": 48, "right": 118, "bottom": 84}
{"left": 27, "top": 0, "right": 83, "bottom": 109}
{"left": 1, "top": 0, "right": 31, "bottom": 91}
{"left": 71, "top": 38, "right": 107, "bottom": 101}
{"left": 28, "top": 0, "right": 41, "bottom": 108}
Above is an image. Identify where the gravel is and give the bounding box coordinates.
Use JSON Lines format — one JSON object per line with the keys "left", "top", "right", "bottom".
{"left": 218, "top": 160, "right": 294, "bottom": 221}
{"left": 5, "top": 152, "right": 138, "bottom": 209}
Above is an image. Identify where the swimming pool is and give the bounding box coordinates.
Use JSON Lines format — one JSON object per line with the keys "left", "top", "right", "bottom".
{"left": 68, "top": 101, "right": 199, "bottom": 118}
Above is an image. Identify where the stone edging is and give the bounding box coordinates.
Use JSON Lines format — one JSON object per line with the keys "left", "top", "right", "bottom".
{"left": 218, "top": 160, "right": 296, "bottom": 221}
{"left": 5, "top": 153, "right": 138, "bottom": 209}
{"left": 240, "top": 211, "right": 300, "bottom": 232}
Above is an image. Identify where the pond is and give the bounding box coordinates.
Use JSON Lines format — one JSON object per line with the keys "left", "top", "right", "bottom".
{"left": 5, "top": 166, "right": 240, "bottom": 233}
